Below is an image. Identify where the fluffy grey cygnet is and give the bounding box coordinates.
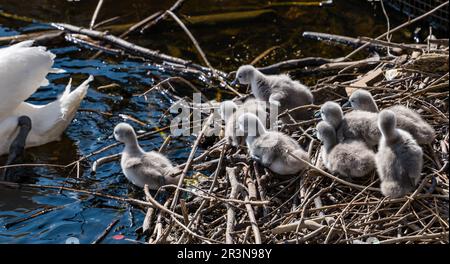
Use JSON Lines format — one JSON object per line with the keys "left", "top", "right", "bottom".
{"left": 348, "top": 89, "right": 435, "bottom": 144}
{"left": 233, "top": 65, "right": 313, "bottom": 121}
{"left": 348, "top": 89, "right": 379, "bottom": 112}
{"left": 238, "top": 113, "right": 309, "bottom": 175}
{"left": 114, "top": 123, "right": 180, "bottom": 190}
{"left": 316, "top": 121, "right": 376, "bottom": 178}
{"left": 375, "top": 110, "right": 423, "bottom": 198}
{"left": 220, "top": 98, "right": 267, "bottom": 147}
{"left": 320, "top": 101, "right": 380, "bottom": 148}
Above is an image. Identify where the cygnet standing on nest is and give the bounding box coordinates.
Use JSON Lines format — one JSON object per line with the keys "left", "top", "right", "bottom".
{"left": 320, "top": 101, "right": 380, "bottom": 148}
{"left": 114, "top": 123, "right": 180, "bottom": 190}
{"left": 238, "top": 113, "right": 309, "bottom": 175}
{"left": 348, "top": 89, "right": 435, "bottom": 144}
{"left": 375, "top": 110, "right": 423, "bottom": 198}
{"left": 232, "top": 65, "right": 313, "bottom": 121}
{"left": 220, "top": 98, "right": 267, "bottom": 147}
{"left": 316, "top": 121, "right": 375, "bottom": 178}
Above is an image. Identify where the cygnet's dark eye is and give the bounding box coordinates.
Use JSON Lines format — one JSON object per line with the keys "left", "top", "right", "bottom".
{"left": 238, "top": 75, "right": 242, "bottom": 78}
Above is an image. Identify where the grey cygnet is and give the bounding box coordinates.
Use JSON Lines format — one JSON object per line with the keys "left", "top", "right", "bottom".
{"left": 375, "top": 110, "right": 423, "bottom": 198}
{"left": 114, "top": 123, "right": 180, "bottom": 190}
{"left": 349, "top": 89, "right": 435, "bottom": 144}
{"left": 316, "top": 121, "right": 376, "bottom": 178}
{"left": 320, "top": 101, "right": 380, "bottom": 148}
{"left": 220, "top": 98, "right": 267, "bottom": 147}
{"left": 233, "top": 65, "right": 313, "bottom": 121}
{"left": 238, "top": 113, "right": 309, "bottom": 175}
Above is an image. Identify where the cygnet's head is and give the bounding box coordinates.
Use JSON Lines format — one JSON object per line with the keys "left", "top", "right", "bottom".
{"left": 378, "top": 110, "right": 397, "bottom": 138}
{"left": 114, "top": 123, "right": 137, "bottom": 144}
{"left": 18, "top": 116, "right": 32, "bottom": 131}
{"left": 349, "top": 89, "right": 378, "bottom": 112}
{"left": 219, "top": 101, "right": 238, "bottom": 122}
{"left": 238, "top": 113, "right": 266, "bottom": 137}
{"left": 316, "top": 121, "right": 336, "bottom": 145}
{"left": 320, "top": 101, "right": 343, "bottom": 129}
{"left": 233, "top": 65, "right": 257, "bottom": 85}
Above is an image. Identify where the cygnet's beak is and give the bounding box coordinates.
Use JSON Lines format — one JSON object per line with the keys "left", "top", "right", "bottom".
{"left": 230, "top": 79, "right": 239, "bottom": 87}
{"left": 313, "top": 111, "right": 322, "bottom": 119}
{"left": 342, "top": 101, "right": 351, "bottom": 108}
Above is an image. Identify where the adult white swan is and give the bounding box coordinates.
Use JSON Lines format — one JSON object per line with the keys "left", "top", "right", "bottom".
{"left": 0, "top": 40, "right": 94, "bottom": 156}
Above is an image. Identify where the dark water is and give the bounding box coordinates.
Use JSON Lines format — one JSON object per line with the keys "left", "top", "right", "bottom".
{"left": 0, "top": 0, "right": 437, "bottom": 244}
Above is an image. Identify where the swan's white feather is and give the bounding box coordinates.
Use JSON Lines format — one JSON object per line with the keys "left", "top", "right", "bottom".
{"left": 6, "top": 76, "right": 93, "bottom": 151}
{"left": 0, "top": 40, "right": 94, "bottom": 155}
{"left": 0, "top": 41, "right": 55, "bottom": 122}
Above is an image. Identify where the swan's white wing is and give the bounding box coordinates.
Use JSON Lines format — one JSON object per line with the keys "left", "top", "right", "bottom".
{"left": 10, "top": 75, "right": 94, "bottom": 148}
{"left": 1, "top": 40, "right": 34, "bottom": 50}
{"left": 0, "top": 41, "right": 55, "bottom": 121}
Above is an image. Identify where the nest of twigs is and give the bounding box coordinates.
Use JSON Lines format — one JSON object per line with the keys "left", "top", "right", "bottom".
{"left": 138, "top": 45, "right": 449, "bottom": 245}
{"left": 0, "top": 0, "right": 448, "bottom": 245}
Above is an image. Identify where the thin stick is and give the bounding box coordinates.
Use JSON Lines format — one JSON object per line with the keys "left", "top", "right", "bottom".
{"left": 163, "top": 184, "right": 269, "bottom": 205}
{"left": 180, "top": 199, "right": 190, "bottom": 226}
{"left": 250, "top": 45, "right": 281, "bottom": 65}
{"left": 120, "top": 11, "right": 162, "bottom": 38}
{"left": 166, "top": 11, "right": 213, "bottom": 70}
{"left": 378, "top": 231, "right": 449, "bottom": 244}
{"left": 142, "top": 207, "right": 155, "bottom": 235}
{"left": 92, "top": 153, "right": 121, "bottom": 173}
{"left": 170, "top": 115, "right": 213, "bottom": 210}
{"left": 226, "top": 167, "right": 241, "bottom": 244}
{"left": 170, "top": 215, "right": 219, "bottom": 244}
{"left": 140, "top": 0, "right": 187, "bottom": 32}
{"left": 324, "top": 181, "right": 377, "bottom": 243}
{"left": 0, "top": 163, "right": 67, "bottom": 170}
{"left": 144, "top": 185, "right": 184, "bottom": 220}
{"left": 344, "top": 1, "right": 449, "bottom": 60}
{"left": 164, "top": 11, "right": 242, "bottom": 97}
{"left": 244, "top": 196, "right": 262, "bottom": 244}
{"left": 379, "top": 0, "right": 391, "bottom": 54}
{"left": 90, "top": 0, "right": 105, "bottom": 30}
{"left": 176, "top": 144, "right": 228, "bottom": 243}
{"left": 93, "top": 15, "right": 122, "bottom": 29}
{"left": 4, "top": 206, "right": 64, "bottom": 229}
{"left": 92, "top": 217, "right": 120, "bottom": 244}
{"left": 395, "top": 170, "right": 444, "bottom": 216}
{"left": 52, "top": 23, "right": 222, "bottom": 76}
